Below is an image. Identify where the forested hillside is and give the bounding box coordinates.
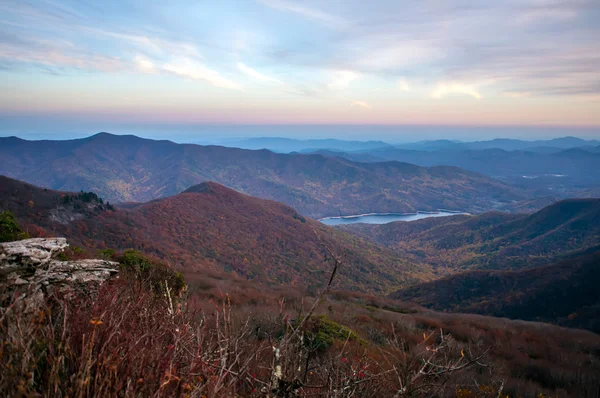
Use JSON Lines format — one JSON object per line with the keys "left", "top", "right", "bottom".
{"left": 390, "top": 251, "right": 600, "bottom": 332}
{"left": 339, "top": 199, "right": 600, "bottom": 271}
{"left": 0, "top": 133, "right": 526, "bottom": 218}
{"left": 0, "top": 176, "right": 431, "bottom": 293}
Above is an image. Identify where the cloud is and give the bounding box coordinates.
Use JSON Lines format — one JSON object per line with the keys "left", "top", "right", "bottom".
{"left": 255, "top": 1, "right": 598, "bottom": 99}
{"left": 0, "top": 36, "right": 125, "bottom": 73}
{"left": 328, "top": 70, "right": 360, "bottom": 89}
{"left": 81, "top": 28, "right": 203, "bottom": 60}
{"left": 350, "top": 100, "right": 371, "bottom": 109}
{"left": 0, "top": 25, "right": 241, "bottom": 91}
{"left": 163, "top": 59, "right": 241, "bottom": 90}
{"left": 354, "top": 42, "right": 442, "bottom": 72}
{"left": 237, "top": 62, "right": 284, "bottom": 84}
{"left": 257, "top": 0, "right": 348, "bottom": 28}
{"left": 133, "top": 54, "right": 243, "bottom": 91}
{"left": 2, "top": 0, "right": 600, "bottom": 106}
{"left": 449, "top": 44, "right": 600, "bottom": 98}
{"left": 94, "top": 31, "right": 244, "bottom": 91}
{"left": 431, "top": 83, "right": 483, "bottom": 100}
{"left": 398, "top": 78, "right": 410, "bottom": 92}
{"left": 134, "top": 54, "right": 155, "bottom": 73}
{"left": 517, "top": 6, "right": 579, "bottom": 25}
{"left": 504, "top": 91, "right": 531, "bottom": 98}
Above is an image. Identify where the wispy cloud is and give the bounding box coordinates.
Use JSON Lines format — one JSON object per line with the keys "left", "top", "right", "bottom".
{"left": 328, "top": 70, "right": 360, "bottom": 89}
{"left": 517, "top": 5, "right": 579, "bottom": 25}
{"left": 0, "top": 34, "right": 125, "bottom": 73}
{"left": 257, "top": 0, "right": 348, "bottom": 28}
{"left": 134, "top": 54, "right": 155, "bottom": 73}
{"left": 89, "top": 29, "right": 243, "bottom": 90}
{"left": 353, "top": 41, "right": 442, "bottom": 72}
{"left": 237, "top": 62, "right": 284, "bottom": 84}
{"left": 448, "top": 44, "right": 600, "bottom": 98}
{"left": 350, "top": 100, "right": 371, "bottom": 109}
{"left": 431, "top": 82, "right": 483, "bottom": 100}
{"left": 163, "top": 58, "right": 241, "bottom": 90}
{"left": 398, "top": 78, "right": 410, "bottom": 92}
{"left": 0, "top": 28, "right": 241, "bottom": 90}
{"left": 1, "top": 0, "right": 600, "bottom": 125}
{"left": 504, "top": 91, "right": 531, "bottom": 98}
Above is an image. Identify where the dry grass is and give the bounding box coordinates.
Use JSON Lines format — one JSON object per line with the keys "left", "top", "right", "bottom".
{"left": 2, "top": 257, "right": 599, "bottom": 397}
{"left": 0, "top": 273, "right": 508, "bottom": 397}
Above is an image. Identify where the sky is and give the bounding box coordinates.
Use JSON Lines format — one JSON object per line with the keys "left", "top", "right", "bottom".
{"left": 0, "top": 0, "right": 599, "bottom": 141}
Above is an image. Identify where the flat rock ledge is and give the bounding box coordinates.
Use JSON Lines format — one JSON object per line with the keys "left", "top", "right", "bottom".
{"left": 1, "top": 238, "right": 119, "bottom": 310}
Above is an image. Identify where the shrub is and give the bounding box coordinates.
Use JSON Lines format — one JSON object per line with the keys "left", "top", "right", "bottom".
{"left": 0, "top": 210, "right": 29, "bottom": 242}
{"left": 1, "top": 275, "right": 583, "bottom": 397}
{"left": 302, "top": 314, "right": 362, "bottom": 351}
{"left": 121, "top": 248, "right": 153, "bottom": 272}
{"left": 3, "top": 246, "right": 593, "bottom": 397}
{"left": 55, "top": 245, "right": 88, "bottom": 261}
{"left": 118, "top": 249, "right": 186, "bottom": 297}
{"left": 98, "top": 248, "right": 116, "bottom": 259}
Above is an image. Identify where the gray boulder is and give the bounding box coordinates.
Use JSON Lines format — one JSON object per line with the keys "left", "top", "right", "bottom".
{"left": 1, "top": 238, "right": 119, "bottom": 310}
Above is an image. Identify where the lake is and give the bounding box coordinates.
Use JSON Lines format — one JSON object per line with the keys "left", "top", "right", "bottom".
{"left": 319, "top": 210, "right": 468, "bottom": 226}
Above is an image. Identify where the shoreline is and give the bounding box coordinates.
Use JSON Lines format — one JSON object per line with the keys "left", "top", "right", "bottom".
{"left": 318, "top": 209, "right": 468, "bottom": 222}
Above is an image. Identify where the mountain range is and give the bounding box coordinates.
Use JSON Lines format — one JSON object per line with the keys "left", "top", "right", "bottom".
{"left": 0, "top": 133, "right": 526, "bottom": 218}
{"left": 393, "top": 136, "right": 600, "bottom": 152}
{"left": 218, "top": 136, "right": 600, "bottom": 154}
{"left": 0, "top": 175, "right": 431, "bottom": 293}
{"left": 220, "top": 137, "right": 392, "bottom": 153}
{"left": 309, "top": 145, "right": 600, "bottom": 198}
{"left": 2, "top": 132, "right": 600, "bottom": 335}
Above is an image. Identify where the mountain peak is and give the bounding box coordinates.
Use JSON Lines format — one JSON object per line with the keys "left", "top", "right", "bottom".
{"left": 87, "top": 132, "right": 138, "bottom": 141}
{"left": 182, "top": 181, "right": 234, "bottom": 195}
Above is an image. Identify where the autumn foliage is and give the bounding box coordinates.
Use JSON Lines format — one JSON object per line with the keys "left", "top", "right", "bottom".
{"left": 2, "top": 261, "right": 600, "bottom": 397}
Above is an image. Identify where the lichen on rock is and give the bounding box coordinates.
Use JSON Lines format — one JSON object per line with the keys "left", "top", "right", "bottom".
{"left": 1, "top": 238, "right": 119, "bottom": 311}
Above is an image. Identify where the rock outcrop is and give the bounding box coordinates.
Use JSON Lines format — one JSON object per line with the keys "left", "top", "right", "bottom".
{"left": 1, "top": 238, "right": 119, "bottom": 310}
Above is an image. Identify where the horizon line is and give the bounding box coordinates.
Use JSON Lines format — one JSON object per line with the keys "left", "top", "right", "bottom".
{"left": 2, "top": 131, "right": 599, "bottom": 144}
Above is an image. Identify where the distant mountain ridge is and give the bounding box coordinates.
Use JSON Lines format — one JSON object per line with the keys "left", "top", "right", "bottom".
{"left": 0, "top": 133, "right": 525, "bottom": 218}
{"left": 394, "top": 136, "right": 600, "bottom": 151}
{"left": 218, "top": 136, "right": 600, "bottom": 153}
{"left": 311, "top": 143, "right": 600, "bottom": 195}
{"left": 221, "top": 137, "right": 392, "bottom": 153}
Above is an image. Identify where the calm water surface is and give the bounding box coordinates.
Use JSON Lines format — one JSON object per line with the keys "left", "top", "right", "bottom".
{"left": 319, "top": 211, "right": 467, "bottom": 226}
